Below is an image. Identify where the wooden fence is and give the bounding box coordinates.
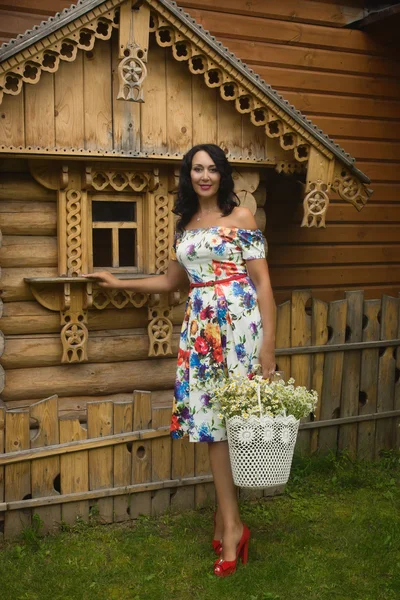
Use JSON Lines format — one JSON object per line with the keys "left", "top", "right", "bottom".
{"left": 0, "top": 289, "right": 399, "bottom": 540}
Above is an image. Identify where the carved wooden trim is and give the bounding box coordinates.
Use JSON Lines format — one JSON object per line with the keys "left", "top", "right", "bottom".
{"left": 148, "top": 4, "right": 329, "bottom": 164}
{"left": 65, "top": 189, "right": 84, "bottom": 276}
{"left": 331, "top": 166, "right": 372, "bottom": 211}
{"left": 154, "top": 192, "right": 169, "bottom": 274}
{"left": 92, "top": 288, "right": 149, "bottom": 309}
{"left": 117, "top": 42, "right": 148, "bottom": 102}
{"left": 90, "top": 168, "right": 159, "bottom": 192}
{"left": 0, "top": 1, "right": 120, "bottom": 104}
{"left": 61, "top": 309, "right": 89, "bottom": 363}
{"left": 147, "top": 305, "right": 173, "bottom": 357}
{"left": 301, "top": 181, "right": 330, "bottom": 228}
{"left": 275, "top": 161, "right": 305, "bottom": 175}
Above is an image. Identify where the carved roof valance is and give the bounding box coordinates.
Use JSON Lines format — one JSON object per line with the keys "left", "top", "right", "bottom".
{"left": 0, "top": 0, "right": 372, "bottom": 227}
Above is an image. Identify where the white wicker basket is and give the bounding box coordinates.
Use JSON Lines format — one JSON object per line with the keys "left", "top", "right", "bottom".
{"left": 226, "top": 385, "right": 300, "bottom": 488}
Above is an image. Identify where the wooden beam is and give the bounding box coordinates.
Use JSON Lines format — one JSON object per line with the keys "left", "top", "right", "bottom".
{"left": 0, "top": 426, "right": 171, "bottom": 466}
{"left": 0, "top": 474, "right": 214, "bottom": 512}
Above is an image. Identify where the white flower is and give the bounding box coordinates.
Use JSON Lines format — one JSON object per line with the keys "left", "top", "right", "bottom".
{"left": 238, "top": 427, "right": 255, "bottom": 444}
{"left": 263, "top": 426, "right": 274, "bottom": 442}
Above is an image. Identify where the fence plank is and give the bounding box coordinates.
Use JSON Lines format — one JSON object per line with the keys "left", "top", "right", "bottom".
{"left": 4, "top": 410, "right": 31, "bottom": 539}
{"left": 87, "top": 401, "right": 114, "bottom": 523}
{"left": 30, "top": 395, "right": 60, "bottom": 534}
{"left": 194, "top": 442, "right": 215, "bottom": 506}
{"left": 358, "top": 299, "right": 380, "bottom": 460}
{"left": 0, "top": 407, "right": 4, "bottom": 539}
{"left": 310, "top": 298, "right": 328, "bottom": 454}
{"left": 376, "top": 296, "right": 398, "bottom": 457}
{"left": 396, "top": 301, "right": 400, "bottom": 451}
{"left": 291, "top": 290, "right": 312, "bottom": 454}
{"left": 59, "top": 417, "right": 89, "bottom": 525}
{"left": 339, "top": 291, "right": 364, "bottom": 458}
{"left": 131, "top": 391, "right": 152, "bottom": 517}
{"left": 318, "top": 300, "right": 347, "bottom": 454}
{"left": 151, "top": 407, "right": 172, "bottom": 516}
{"left": 275, "top": 300, "right": 291, "bottom": 380}
{"left": 171, "top": 431, "right": 195, "bottom": 511}
{"left": 113, "top": 401, "right": 133, "bottom": 523}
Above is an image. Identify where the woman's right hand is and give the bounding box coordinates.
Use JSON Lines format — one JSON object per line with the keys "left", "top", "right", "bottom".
{"left": 82, "top": 271, "right": 121, "bottom": 289}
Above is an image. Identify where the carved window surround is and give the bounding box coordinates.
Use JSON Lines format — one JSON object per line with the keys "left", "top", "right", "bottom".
{"left": 25, "top": 160, "right": 177, "bottom": 364}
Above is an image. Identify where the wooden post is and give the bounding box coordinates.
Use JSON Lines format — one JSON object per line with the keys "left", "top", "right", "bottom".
{"left": 194, "top": 442, "right": 215, "bottom": 507}
{"left": 131, "top": 390, "right": 152, "bottom": 517}
{"left": 310, "top": 298, "right": 328, "bottom": 454}
{"left": 151, "top": 407, "right": 172, "bottom": 515}
{"left": 339, "top": 291, "right": 363, "bottom": 458}
{"left": 87, "top": 401, "right": 114, "bottom": 523}
{"left": 291, "top": 290, "right": 312, "bottom": 454}
{"left": 30, "top": 395, "right": 61, "bottom": 534}
{"left": 4, "top": 410, "right": 31, "bottom": 539}
{"left": 113, "top": 401, "right": 133, "bottom": 522}
{"left": 59, "top": 417, "right": 89, "bottom": 525}
{"left": 0, "top": 407, "right": 4, "bottom": 540}
{"left": 358, "top": 299, "right": 380, "bottom": 459}
{"left": 275, "top": 300, "right": 291, "bottom": 381}
{"left": 171, "top": 435, "right": 195, "bottom": 511}
{"left": 376, "top": 296, "right": 398, "bottom": 456}
{"left": 318, "top": 300, "right": 347, "bottom": 454}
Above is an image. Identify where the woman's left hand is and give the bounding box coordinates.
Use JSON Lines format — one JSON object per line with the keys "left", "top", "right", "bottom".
{"left": 258, "top": 345, "right": 276, "bottom": 380}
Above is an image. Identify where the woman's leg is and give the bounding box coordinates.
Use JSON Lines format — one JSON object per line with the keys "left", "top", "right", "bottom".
{"left": 208, "top": 441, "right": 244, "bottom": 561}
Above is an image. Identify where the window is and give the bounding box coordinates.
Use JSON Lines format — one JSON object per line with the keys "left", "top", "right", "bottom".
{"left": 90, "top": 194, "right": 143, "bottom": 272}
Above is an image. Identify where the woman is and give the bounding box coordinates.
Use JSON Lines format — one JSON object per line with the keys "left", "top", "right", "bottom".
{"left": 84, "top": 143, "right": 276, "bottom": 577}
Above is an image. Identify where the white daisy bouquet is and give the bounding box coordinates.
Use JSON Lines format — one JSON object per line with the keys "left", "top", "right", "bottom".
{"left": 214, "top": 373, "right": 318, "bottom": 421}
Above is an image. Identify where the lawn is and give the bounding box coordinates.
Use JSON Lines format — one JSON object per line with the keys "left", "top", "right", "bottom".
{"left": 1, "top": 452, "right": 399, "bottom": 600}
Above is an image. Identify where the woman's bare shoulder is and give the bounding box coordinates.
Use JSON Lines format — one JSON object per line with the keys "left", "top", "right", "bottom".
{"left": 229, "top": 206, "right": 258, "bottom": 229}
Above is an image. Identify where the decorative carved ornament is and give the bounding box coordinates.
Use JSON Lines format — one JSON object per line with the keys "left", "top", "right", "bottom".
{"left": 0, "top": 0, "right": 120, "bottom": 104}
{"left": 117, "top": 42, "right": 147, "bottom": 102}
{"left": 61, "top": 309, "right": 89, "bottom": 363}
{"left": 90, "top": 168, "right": 160, "bottom": 192}
{"left": 66, "top": 189, "right": 83, "bottom": 276}
{"left": 332, "top": 167, "right": 372, "bottom": 211}
{"left": 147, "top": 306, "right": 173, "bottom": 357}
{"left": 155, "top": 193, "right": 170, "bottom": 274}
{"left": 275, "top": 161, "right": 306, "bottom": 176}
{"left": 148, "top": 7, "right": 316, "bottom": 165}
{"left": 301, "top": 181, "right": 330, "bottom": 228}
{"left": 93, "top": 289, "right": 149, "bottom": 310}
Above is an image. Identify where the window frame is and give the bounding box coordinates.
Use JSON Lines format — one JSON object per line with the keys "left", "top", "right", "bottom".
{"left": 89, "top": 192, "right": 144, "bottom": 273}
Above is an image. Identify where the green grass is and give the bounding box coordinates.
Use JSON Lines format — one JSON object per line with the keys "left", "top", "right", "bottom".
{"left": 1, "top": 451, "right": 399, "bottom": 600}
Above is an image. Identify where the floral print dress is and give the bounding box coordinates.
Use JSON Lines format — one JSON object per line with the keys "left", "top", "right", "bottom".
{"left": 169, "top": 227, "right": 266, "bottom": 442}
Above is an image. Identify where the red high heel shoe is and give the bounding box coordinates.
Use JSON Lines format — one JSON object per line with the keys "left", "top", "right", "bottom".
{"left": 214, "top": 524, "right": 250, "bottom": 577}
{"left": 212, "top": 512, "right": 222, "bottom": 556}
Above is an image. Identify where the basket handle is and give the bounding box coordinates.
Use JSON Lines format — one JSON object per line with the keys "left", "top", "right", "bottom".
{"left": 257, "top": 383, "right": 263, "bottom": 418}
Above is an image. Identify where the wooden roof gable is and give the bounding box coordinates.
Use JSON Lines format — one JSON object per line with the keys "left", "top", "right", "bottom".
{"left": 0, "top": 0, "right": 372, "bottom": 228}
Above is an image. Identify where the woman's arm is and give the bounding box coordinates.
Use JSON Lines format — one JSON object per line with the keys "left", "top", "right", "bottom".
{"left": 235, "top": 206, "right": 276, "bottom": 378}
{"left": 83, "top": 259, "right": 189, "bottom": 294}
{"left": 246, "top": 258, "right": 276, "bottom": 378}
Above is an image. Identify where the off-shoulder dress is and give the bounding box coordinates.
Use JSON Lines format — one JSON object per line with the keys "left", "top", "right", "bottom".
{"left": 169, "top": 226, "right": 266, "bottom": 442}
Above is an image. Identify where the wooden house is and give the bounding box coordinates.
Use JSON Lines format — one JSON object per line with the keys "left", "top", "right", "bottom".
{"left": 0, "top": 0, "right": 381, "bottom": 415}
{"left": 0, "top": 0, "right": 399, "bottom": 538}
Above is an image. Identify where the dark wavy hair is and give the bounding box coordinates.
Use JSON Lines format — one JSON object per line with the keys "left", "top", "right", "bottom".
{"left": 173, "top": 143, "right": 239, "bottom": 231}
